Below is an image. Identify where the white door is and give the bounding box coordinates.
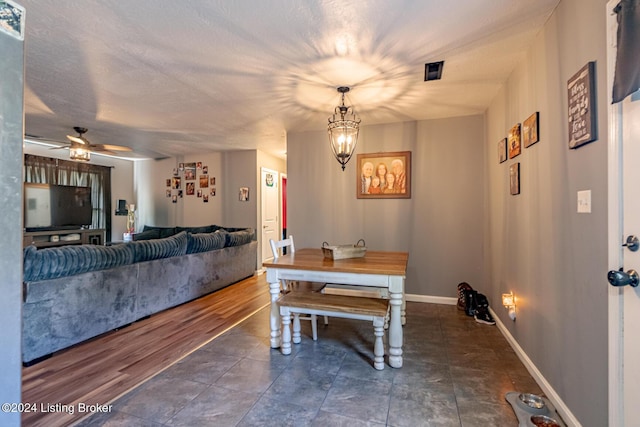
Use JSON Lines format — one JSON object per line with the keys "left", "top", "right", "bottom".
{"left": 607, "top": 2, "right": 640, "bottom": 425}
{"left": 261, "top": 168, "right": 279, "bottom": 264}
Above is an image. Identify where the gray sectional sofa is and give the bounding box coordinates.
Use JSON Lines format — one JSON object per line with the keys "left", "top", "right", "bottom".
{"left": 22, "top": 225, "right": 257, "bottom": 364}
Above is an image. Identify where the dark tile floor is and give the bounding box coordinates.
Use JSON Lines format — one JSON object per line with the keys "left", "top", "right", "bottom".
{"left": 76, "top": 302, "right": 542, "bottom": 426}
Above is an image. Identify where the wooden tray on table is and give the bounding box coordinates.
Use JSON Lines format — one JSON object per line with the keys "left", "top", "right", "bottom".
{"left": 321, "top": 239, "right": 367, "bottom": 260}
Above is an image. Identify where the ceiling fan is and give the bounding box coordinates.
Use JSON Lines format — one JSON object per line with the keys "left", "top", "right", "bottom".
{"left": 65, "top": 127, "right": 132, "bottom": 160}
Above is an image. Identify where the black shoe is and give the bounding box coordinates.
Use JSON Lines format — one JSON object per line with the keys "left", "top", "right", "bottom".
{"left": 463, "top": 289, "right": 478, "bottom": 316}
{"left": 476, "top": 292, "right": 490, "bottom": 308}
{"left": 457, "top": 282, "right": 473, "bottom": 311}
{"left": 474, "top": 306, "right": 495, "bottom": 325}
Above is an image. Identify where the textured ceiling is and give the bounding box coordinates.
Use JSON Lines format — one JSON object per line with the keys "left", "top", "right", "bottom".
{"left": 20, "top": 0, "right": 560, "bottom": 160}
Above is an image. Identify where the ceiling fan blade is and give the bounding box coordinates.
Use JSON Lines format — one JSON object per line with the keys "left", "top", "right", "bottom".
{"left": 66, "top": 134, "right": 89, "bottom": 145}
{"left": 92, "top": 143, "right": 132, "bottom": 152}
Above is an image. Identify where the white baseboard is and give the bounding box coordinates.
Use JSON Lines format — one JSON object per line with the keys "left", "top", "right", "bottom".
{"left": 405, "top": 293, "right": 457, "bottom": 305}
{"left": 489, "top": 307, "right": 581, "bottom": 427}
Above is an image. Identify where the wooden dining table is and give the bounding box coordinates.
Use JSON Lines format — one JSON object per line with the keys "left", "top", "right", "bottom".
{"left": 263, "top": 248, "right": 409, "bottom": 368}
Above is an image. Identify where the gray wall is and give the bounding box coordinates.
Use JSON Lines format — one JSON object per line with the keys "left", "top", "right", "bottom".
{"left": 0, "top": 22, "right": 23, "bottom": 427}
{"left": 484, "top": 0, "right": 608, "bottom": 425}
{"left": 287, "top": 115, "right": 485, "bottom": 296}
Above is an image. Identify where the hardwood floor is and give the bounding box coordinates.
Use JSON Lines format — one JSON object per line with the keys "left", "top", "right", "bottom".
{"left": 21, "top": 273, "right": 271, "bottom": 427}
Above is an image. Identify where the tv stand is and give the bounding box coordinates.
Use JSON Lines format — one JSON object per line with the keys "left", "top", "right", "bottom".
{"left": 23, "top": 229, "right": 105, "bottom": 248}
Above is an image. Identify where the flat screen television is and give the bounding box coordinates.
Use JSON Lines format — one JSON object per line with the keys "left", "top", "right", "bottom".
{"left": 24, "top": 183, "right": 93, "bottom": 231}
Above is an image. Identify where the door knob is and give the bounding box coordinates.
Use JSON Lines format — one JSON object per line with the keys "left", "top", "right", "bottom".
{"left": 607, "top": 269, "right": 640, "bottom": 287}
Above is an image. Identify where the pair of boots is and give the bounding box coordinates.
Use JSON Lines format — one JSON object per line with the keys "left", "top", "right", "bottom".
{"left": 457, "top": 282, "right": 495, "bottom": 325}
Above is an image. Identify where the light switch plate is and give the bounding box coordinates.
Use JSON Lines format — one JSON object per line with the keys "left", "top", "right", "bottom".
{"left": 577, "top": 190, "right": 591, "bottom": 213}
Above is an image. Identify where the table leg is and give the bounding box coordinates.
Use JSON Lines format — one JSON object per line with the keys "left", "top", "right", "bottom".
{"left": 269, "top": 281, "right": 281, "bottom": 348}
{"left": 388, "top": 291, "right": 403, "bottom": 368}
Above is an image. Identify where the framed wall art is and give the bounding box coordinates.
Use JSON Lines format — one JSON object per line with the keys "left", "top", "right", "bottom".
{"left": 356, "top": 151, "right": 411, "bottom": 199}
{"left": 508, "top": 123, "right": 521, "bottom": 159}
{"left": 510, "top": 163, "right": 520, "bottom": 195}
{"left": 523, "top": 112, "right": 540, "bottom": 148}
{"left": 498, "top": 138, "right": 507, "bottom": 163}
{"left": 568, "top": 61, "right": 597, "bottom": 149}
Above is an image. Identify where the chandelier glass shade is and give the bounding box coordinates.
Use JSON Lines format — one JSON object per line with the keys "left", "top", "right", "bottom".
{"left": 328, "top": 86, "right": 360, "bottom": 171}
{"left": 69, "top": 145, "right": 91, "bottom": 161}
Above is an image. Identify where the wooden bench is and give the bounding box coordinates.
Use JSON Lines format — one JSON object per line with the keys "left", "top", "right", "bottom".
{"left": 278, "top": 292, "right": 390, "bottom": 370}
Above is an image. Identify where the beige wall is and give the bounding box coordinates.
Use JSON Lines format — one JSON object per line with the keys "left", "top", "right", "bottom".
{"left": 134, "top": 153, "right": 224, "bottom": 231}
{"left": 484, "top": 0, "right": 609, "bottom": 425}
{"left": 287, "top": 115, "right": 485, "bottom": 296}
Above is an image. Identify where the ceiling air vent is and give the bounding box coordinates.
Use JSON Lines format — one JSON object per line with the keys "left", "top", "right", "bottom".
{"left": 424, "top": 61, "right": 444, "bottom": 81}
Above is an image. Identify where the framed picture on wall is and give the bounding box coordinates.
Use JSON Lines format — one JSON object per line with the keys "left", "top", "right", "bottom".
{"left": 510, "top": 163, "right": 520, "bottom": 195}
{"left": 568, "top": 61, "right": 597, "bottom": 149}
{"left": 523, "top": 112, "right": 540, "bottom": 148}
{"left": 508, "top": 123, "right": 521, "bottom": 159}
{"left": 498, "top": 138, "right": 507, "bottom": 163}
{"left": 356, "top": 151, "right": 411, "bottom": 199}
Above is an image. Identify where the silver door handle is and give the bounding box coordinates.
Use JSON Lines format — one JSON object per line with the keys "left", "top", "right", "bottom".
{"left": 608, "top": 269, "right": 639, "bottom": 287}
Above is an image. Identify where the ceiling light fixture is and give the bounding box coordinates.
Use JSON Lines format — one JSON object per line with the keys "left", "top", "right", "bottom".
{"left": 328, "top": 86, "right": 360, "bottom": 171}
{"left": 69, "top": 145, "right": 91, "bottom": 161}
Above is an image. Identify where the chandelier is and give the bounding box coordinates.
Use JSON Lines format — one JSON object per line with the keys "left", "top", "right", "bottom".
{"left": 328, "top": 86, "right": 360, "bottom": 171}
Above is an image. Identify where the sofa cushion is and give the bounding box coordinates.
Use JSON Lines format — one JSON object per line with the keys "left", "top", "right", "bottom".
{"left": 142, "top": 225, "right": 177, "bottom": 238}
{"left": 186, "top": 230, "right": 227, "bottom": 254}
{"left": 133, "top": 229, "right": 161, "bottom": 241}
{"left": 130, "top": 231, "right": 189, "bottom": 263}
{"left": 176, "top": 225, "right": 216, "bottom": 235}
{"left": 23, "top": 243, "right": 135, "bottom": 282}
{"left": 225, "top": 228, "right": 255, "bottom": 247}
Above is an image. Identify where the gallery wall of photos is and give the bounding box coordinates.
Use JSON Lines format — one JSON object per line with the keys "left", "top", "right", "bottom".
{"left": 166, "top": 161, "right": 217, "bottom": 204}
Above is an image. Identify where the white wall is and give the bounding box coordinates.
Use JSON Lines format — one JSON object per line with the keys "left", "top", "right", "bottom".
{"left": 484, "top": 0, "right": 609, "bottom": 424}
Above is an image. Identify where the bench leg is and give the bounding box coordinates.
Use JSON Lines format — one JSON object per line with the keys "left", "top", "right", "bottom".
{"left": 292, "top": 313, "right": 302, "bottom": 344}
{"left": 281, "top": 308, "right": 292, "bottom": 355}
{"left": 373, "top": 317, "right": 385, "bottom": 370}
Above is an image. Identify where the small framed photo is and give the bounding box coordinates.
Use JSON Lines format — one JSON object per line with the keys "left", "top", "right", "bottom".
{"left": 186, "top": 182, "right": 195, "bottom": 196}
{"left": 510, "top": 163, "right": 520, "bottom": 195}
{"left": 203, "top": 165, "right": 209, "bottom": 174}
{"left": 508, "top": 123, "right": 521, "bottom": 159}
{"left": 171, "top": 177, "right": 181, "bottom": 189}
{"left": 184, "top": 163, "right": 196, "bottom": 180}
{"left": 199, "top": 175, "right": 209, "bottom": 188}
{"left": 498, "top": 138, "right": 507, "bottom": 163}
{"left": 239, "top": 187, "right": 249, "bottom": 201}
{"left": 166, "top": 179, "right": 171, "bottom": 187}
{"left": 523, "top": 112, "right": 540, "bottom": 148}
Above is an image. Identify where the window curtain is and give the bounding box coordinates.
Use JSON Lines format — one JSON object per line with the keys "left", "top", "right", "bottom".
{"left": 612, "top": 0, "right": 640, "bottom": 103}
{"left": 24, "top": 154, "right": 112, "bottom": 241}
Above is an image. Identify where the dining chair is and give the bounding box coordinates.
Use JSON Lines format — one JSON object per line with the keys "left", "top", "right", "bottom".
{"left": 270, "top": 235, "right": 328, "bottom": 340}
